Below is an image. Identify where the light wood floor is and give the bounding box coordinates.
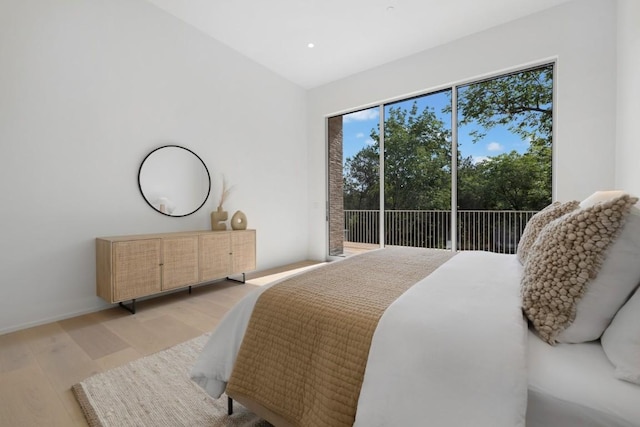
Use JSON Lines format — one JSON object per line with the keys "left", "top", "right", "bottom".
{"left": 0, "top": 261, "right": 320, "bottom": 427}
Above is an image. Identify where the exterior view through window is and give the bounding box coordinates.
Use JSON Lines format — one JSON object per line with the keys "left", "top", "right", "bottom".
{"left": 328, "top": 64, "right": 553, "bottom": 257}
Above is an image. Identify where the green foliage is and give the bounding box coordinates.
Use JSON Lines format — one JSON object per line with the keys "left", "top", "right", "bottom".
{"left": 451, "top": 65, "right": 553, "bottom": 149}
{"left": 382, "top": 103, "right": 452, "bottom": 210}
{"left": 459, "top": 151, "right": 551, "bottom": 211}
{"left": 343, "top": 142, "right": 379, "bottom": 209}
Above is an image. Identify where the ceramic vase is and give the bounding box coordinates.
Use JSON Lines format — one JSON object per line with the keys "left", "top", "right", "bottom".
{"left": 211, "top": 206, "right": 228, "bottom": 231}
{"left": 231, "top": 210, "right": 248, "bottom": 230}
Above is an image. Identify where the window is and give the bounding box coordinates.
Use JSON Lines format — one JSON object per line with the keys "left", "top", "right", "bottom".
{"left": 328, "top": 64, "right": 553, "bottom": 256}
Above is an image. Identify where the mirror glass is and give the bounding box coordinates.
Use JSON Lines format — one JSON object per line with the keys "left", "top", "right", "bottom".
{"left": 138, "top": 145, "right": 211, "bottom": 217}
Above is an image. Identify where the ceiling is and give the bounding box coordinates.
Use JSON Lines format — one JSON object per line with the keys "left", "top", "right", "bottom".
{"left": 145, "top": 0, "right": 573, "bottom": 89}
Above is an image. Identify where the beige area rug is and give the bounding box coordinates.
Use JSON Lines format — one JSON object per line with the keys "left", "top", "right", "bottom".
{"left": 72, "top": 334, "right": 270, "bottom": 427}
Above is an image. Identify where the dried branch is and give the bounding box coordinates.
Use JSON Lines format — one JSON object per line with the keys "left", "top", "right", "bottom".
{"left": 218, "top": 175, "right": 234, "bottom": 209}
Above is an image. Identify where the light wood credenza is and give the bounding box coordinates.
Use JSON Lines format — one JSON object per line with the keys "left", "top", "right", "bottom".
{"left": 96, "top": 229, "right": 256, "bottom": 313}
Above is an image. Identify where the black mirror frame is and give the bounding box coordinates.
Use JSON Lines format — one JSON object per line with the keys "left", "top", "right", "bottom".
{"left": 137, "top": 145, "right": 211, "bottom": 217}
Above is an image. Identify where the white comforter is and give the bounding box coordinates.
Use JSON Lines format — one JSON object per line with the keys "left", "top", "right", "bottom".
{"left": 191, "top": 251, "right": 528, "bottom": 427}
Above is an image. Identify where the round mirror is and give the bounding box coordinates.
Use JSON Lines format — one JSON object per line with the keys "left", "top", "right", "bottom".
{"left": 138, "top": 145, "right": 211, "bottom": 217}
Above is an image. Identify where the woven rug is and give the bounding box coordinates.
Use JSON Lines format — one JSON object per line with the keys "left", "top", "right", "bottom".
{"left": 72, "top": 334, "right": 270, "bottom": 427}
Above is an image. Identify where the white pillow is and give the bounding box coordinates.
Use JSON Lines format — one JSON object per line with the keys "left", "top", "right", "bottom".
{"left": 557, "top": 199, "right": 640, "bottom": 343}
{"left": 579, "top": 190, "right": 627, "bottom": 209}
{"left": 601, "top": 286, "right": 640, "bottom": 384}
{"left": 522, "top": 194, "right": 638, "bottom": 344}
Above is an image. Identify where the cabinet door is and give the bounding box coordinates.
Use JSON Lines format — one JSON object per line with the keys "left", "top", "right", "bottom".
{"left": 113, "top": 239, "right": 161, "bottom": 301}
{"left": 199, "top": 233, "right": 231, "bottom": 282}
{"left": 231, "top": 230, "right": 256, "bottom": 274}
{"left": 162, "top": 236, "right": 198, "bottom": 290}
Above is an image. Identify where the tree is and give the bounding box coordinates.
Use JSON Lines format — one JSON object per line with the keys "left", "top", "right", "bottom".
{"left": 474, "top": 151, "right": 550, "bottom": 210}
{"left": 343, "top": 143, "right": 379, "bottom": 210}
{"left": 456, "top": 155, "right": 487, "bottom": 209}
{"left": 453, "top": 66, "right": 553, "bottom": 148}
{"left": 343, "top": 102, "right": 452, "bottom": 210}
{"left": 453, "top": 65, "right": 553, "bottom": 210}
{"left": 382, "top": 103, "right": 452, "bottom": 210}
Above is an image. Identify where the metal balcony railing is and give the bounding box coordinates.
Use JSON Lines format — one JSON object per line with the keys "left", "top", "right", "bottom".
{"left": 344, "top": 209, "right": 538, "bottom": 254}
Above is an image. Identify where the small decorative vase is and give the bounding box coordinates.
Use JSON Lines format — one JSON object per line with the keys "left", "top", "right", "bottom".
{"left": 211, "top": 206, "right": 228, "bottom": 231}
{"left": 231, "top": 210, "right": 248, "bottom": 230}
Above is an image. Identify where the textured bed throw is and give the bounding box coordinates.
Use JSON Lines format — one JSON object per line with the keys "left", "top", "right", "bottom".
{"left": 225, "top": 247, "right": 455, "bottom": 427}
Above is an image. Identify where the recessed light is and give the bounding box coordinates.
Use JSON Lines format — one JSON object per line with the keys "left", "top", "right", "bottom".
{"left": 386, "top": 6, "right": 395, "bottom": 11}
{"left": 307, "top": 43, "right": 315, "bottom": 48}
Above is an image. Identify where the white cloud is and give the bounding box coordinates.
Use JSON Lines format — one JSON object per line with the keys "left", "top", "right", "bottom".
{"left": 487, "top": 141, "right": 503, "bottom": 152}
{"left": 365, "top": 138, "right": 375, "bottom": 146}
{"left": 343, "top": 109, "right": 379, "bottom": 123}
{"left": 473, "top": 156, "right": 489, "bottom": 165}
{"left": 355, "top": 132, "right": 365, "bottom": 138}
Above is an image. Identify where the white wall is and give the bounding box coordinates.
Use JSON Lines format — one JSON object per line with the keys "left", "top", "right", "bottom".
{"left": 306, "top": 0, "right": 617, "bottom": 260}
{"left": 615, "top": 0, "right": 640, "bottom": 195}
{"left": 0, "top": 0, "right": 308, "bottom": 333}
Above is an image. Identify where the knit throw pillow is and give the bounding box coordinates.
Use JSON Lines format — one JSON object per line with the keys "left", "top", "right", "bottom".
{"left": 516, "top": 200, "right": 580, "bottom": 265}
{"left": 521, "top": 194, "right": 638, "bottom": 344}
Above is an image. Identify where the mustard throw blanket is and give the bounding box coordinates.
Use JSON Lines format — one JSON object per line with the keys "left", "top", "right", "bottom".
{"left": 226, "top": 247, "right": 455, "bottom": 427}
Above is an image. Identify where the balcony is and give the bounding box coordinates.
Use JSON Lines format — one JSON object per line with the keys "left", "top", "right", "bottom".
{"left": 342, "top": 209, "right": 538, "bottom": 256}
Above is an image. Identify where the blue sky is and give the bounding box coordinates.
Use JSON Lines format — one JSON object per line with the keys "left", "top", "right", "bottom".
{"left": 342, "top": 90, "right": 530, "bottom": 165}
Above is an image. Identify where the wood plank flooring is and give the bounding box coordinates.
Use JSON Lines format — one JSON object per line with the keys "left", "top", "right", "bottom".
{"left": 0, "top": 261, "right": 320, "bottom": 427}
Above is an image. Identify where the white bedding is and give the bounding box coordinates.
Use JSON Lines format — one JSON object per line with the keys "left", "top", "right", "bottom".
{"left": 527, "top": 329, "right": 640, "bottom": 427}
{"left": 191, "top": 250, "right": 528, "bottom": 426}
{"left": 353, "top": 251, "right": 527, "bottom": 426}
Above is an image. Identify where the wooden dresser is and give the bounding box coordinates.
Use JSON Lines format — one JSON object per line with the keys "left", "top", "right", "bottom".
{"left": 96, "top": 229, "right": 256, "bottom": 313}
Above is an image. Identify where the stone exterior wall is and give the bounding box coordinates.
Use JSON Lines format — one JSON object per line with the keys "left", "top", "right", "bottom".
{"left": 328, "top": 116, "right": 344, "bottom": 256}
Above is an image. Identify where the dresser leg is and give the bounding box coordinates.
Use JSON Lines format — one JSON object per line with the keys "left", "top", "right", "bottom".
{"left": 118, "top": 299, "right": 136, "bottom": 314}
{"left": 226, "top": 273, "right": 246, "bottom": 284}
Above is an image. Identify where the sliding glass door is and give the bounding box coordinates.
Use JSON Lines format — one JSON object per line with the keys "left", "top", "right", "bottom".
{"left": 383, "top": 91, "right": 452, "bottom": 249}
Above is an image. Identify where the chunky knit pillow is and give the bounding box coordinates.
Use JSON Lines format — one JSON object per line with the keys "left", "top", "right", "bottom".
{"left": 516, "top": 200, "right": 580, "bottom": 265}
{"left": 521, "top": 194, "right": 638, "bottom": 344}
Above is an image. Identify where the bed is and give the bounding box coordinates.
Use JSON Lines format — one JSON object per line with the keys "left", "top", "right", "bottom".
{"left": 527, "top": 329, "right": 640, "bottom": 427}
{"left": 191, "top": 192, "right": 640, "bottom": 427}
